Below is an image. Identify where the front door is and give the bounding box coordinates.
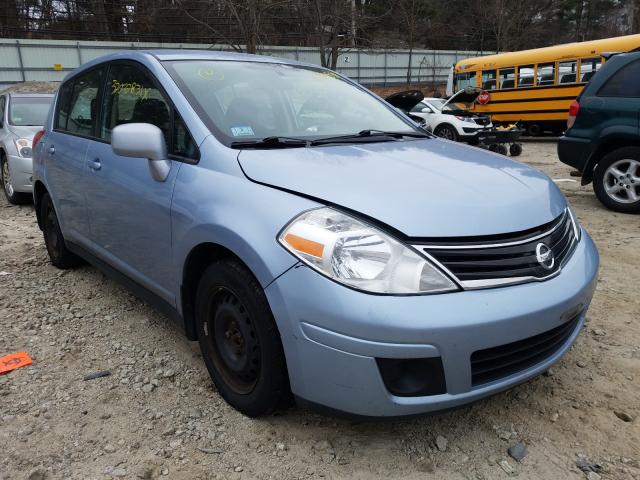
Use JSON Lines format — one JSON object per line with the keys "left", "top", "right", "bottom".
{"left": 84, "top": 61, "right": 181, "bottom": 304}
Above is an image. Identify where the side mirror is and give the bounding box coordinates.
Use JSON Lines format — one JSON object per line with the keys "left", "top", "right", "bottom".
{"left": 421, "top": 107, "right": 433, "bottom": 113}
{"left": 111, "top": 123, "right": 170, "bottom": 182}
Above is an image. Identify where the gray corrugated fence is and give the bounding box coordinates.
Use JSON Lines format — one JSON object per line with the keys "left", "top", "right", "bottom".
{"left": 0, "top": 38, "right": 494, "bottom": 90}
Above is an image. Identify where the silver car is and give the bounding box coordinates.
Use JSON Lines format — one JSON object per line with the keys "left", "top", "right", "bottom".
{"left": 0, "top": 92, "right": 54, "bottom": 204}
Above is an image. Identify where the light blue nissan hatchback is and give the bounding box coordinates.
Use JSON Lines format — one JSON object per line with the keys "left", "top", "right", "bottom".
{"left": 32, "top": 51, "right": 599, "bottom": 417}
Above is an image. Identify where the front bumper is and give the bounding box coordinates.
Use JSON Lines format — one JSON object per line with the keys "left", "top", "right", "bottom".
{"left": 265, "top": 230, "right": 599, "bottom": 417}
{"left": 7, "top": 154, "right": 33, "bottom": 193}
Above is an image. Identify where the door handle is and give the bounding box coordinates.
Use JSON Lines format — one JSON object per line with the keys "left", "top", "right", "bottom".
{"left": 88, "top": 158, "right": 101, "bottom": 171}
{"left": 48, "top": 146, "right": 55, "bottom": 155}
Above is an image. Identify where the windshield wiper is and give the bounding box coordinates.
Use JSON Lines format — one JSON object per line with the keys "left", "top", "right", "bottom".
{"left": 230, "top": 136, "right": 309, "bottom": 149}
{"left": 310, "top": 129, "right": 431, "bottom": 146}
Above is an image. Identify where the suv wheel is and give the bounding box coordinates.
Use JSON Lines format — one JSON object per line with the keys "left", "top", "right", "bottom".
{"left": 195, "top": 260, "right": 289, "bottom": 417}
{"left": 593, "top": 147, "right": 640, "bottom": 213}
{"left": 41, "top": 193, "right": 83, "bottom": 268}
{"left": 434, "top": 124, "right": 459, "bottom": 141}
{"left": 1, "top": 154, "right": 30, "bottom": 205}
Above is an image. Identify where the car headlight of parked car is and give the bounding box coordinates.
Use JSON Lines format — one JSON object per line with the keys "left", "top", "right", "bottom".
{"left": 454, "top": 116, "right": 476, "bottom": 124}
{"left": 279, "top": 207, "right": 459, "bottom": 294}
{"left": 14, "top": 138, "right": 32, "bottom": 158}
{"left": 567, "top": 204, "right": 582, "bottom": 242}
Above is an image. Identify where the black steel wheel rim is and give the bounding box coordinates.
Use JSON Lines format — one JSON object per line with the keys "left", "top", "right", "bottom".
{"left": 206, "top": 287, "right": 260, "bottom": 394}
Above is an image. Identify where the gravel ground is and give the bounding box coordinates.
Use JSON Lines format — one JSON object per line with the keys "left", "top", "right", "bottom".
{"left": 0, "top": 141, "right": 638, "bottom": 480}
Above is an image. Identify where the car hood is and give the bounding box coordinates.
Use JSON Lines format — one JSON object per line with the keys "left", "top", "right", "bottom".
{"left": 238, "top": 139, "right": 566, "bottom": 238}
{"left": 8, "top": 125, "right": 42, "bottom": 140}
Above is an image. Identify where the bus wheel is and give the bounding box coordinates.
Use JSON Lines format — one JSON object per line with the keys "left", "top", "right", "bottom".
{"left": 509, "top": 143, "right": 523, "bottom": 156}
{"left": 526, "top": 124, "right": 541, "bottom": 136}
{"left": 494, "top": 144, "right": 508, "bottom": 156}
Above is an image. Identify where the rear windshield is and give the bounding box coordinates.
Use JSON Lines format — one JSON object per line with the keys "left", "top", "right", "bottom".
{"left": 9, "top": 97, "right": 53, "bottom": 126}
{"left": 163, "top": 60, "right": 417, "bottom": 145}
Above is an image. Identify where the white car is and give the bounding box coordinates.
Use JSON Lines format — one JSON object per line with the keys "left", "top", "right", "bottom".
{"left": 386, "top": 89, "right": 492, "bottom": 143}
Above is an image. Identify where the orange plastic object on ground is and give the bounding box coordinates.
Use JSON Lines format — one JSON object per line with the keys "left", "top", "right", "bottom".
{"left": 0, "top": 352, "right": 33, "bottom": 374}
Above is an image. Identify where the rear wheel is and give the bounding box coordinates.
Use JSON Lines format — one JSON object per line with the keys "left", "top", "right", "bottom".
{"left": 434, "top": 124, "right": 459, "bottom": 142}
{"left": 41, "top": 193, "right": 83, "bottom": 268}
{"left": 526, "top": 124, "right": 541, "bottom": 136}
{"left": 195, "top": 260, "right": 289, "bottom": 416}
{"left": 593, "top": 147, "right": 640, "bottom": 213}
{"left": 1, "top": 154, "right": 30, "bottom": 205}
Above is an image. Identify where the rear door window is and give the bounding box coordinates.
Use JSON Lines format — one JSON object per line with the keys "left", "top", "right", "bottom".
{"left": 59, "top": 68, "right": 104, "bottom": 137}
{"left": 598, "top": 59, "right": 640, "bottom": 97}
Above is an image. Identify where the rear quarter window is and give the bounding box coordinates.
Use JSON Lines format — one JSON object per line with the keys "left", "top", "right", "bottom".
{"left": 597, "top": 59, "right": 640, "bottom": 97}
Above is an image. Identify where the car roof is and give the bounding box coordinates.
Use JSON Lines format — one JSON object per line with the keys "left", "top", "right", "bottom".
{"left": 67, "top": 49, "right": 320, "bottom": 82}
{"left": 8, "top": 92, "right": 54, "bottom": 98}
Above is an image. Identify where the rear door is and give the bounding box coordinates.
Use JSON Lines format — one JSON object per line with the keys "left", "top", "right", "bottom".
{"left": 44, "top": 67, "right": 105, "bottom": 243}
{"left": 591, "top": 58, "right": 640, "bottom": 135}
{"left": 83, "top": 61, "right": 199, "bottom": 303}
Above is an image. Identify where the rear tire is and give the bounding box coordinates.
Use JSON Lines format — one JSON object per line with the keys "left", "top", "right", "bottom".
{"left": 434, "top": 124, "right": 459, "bottom": 142}
{"left": 41, "top": 193, "right": 83, "bottom": 268}
{"left": 195, "top": 260, "right": 290, "bottom": 417}
{"left": 1, "top": 154, "right": 31, "bottom": 205}
{"left": 494, "top": 144, "right": 508, "bottom": 156}
{"left": 592, "top": 147, "right": 640, "bottom": 214}
{"left": 526, "top": 124, "right": 541, "bottom": 136}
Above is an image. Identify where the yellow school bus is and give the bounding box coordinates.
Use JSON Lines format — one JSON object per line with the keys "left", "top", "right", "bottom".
{"left": 452, "top": 34, "right": 640, "bottom": 135}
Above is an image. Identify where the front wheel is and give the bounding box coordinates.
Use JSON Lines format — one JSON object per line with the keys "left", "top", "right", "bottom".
{"left": 195, "top": 260, "right": 290, "bottom": 416}
{"left": 593, "top": 147, "right": 640, "bottom": 213}
{"left": 434, "top": 124, "right": 459, "bottom": 142}
{"left": 1, "top": 155, "right": 31, "bottom": 205}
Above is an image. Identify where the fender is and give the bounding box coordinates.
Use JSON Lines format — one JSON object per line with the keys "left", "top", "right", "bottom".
{"left": 581, "top": 128, "right": 640, "bottom": 185}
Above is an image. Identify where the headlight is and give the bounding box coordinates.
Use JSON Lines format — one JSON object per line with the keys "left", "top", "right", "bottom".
{"left": 566, "top": 204, "right": 582, "bottom": 242}
{"left": 278, "top": 208, "right": 459, "bottom": 294}
{"left": 14, "top": 138, "right": 32, "bottom": 158}
{"left": 454, "top": 116, "right": 475, "bottom": 123}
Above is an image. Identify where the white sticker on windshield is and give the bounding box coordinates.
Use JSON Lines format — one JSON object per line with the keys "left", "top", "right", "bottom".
{"left": 230, "top": 126, "right": 255, "bottom": 137}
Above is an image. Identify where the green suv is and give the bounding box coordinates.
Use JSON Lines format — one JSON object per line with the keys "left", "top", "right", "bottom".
{"left": 558, "top": 51, "right": 640, "bottom": 213}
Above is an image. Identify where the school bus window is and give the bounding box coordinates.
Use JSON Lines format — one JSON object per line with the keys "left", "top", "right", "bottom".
{"left": 499, "top": 68, "right": 515, "bottom": 89}
{"left": 558, "top": 60, "right": 578, "bottom": 83}
{"left": 455, "top": 71, "right": 477, "bottom": 90}
{"left": 537, "top": 63, "right": 556, "bottom": 86}
{"left": 517, "top": 65, "right": 535, "bottom": 87}
{"left": 580, "top": 57, "right": 602, "bottom": 83}
{"left": 482, "top": 70, "right": 496, "bottom": 90}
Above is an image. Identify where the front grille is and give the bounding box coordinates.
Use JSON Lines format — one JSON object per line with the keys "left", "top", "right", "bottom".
{"left": 470, "top": 313, "right": 581, "bottom": 386}
{"left": 415, "top": 210, "right": 577, "bottom": 289}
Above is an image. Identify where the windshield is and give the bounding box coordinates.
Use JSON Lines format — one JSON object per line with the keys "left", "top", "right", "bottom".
{"left": 427, "top": 99, "right": 446, "bottom": 110}
{"left": 442, "top": 102, "right": 469, "bottom": 112}
{"left": 164, "top": 60, "right": 418, "bottom": 145}
{"left": 9, "top": 97, "right": 53, "bottom": 126}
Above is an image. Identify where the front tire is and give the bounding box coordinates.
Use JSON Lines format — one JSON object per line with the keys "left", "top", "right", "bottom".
{"left": 195, "top": 260, "right": 289, "bottom": 417}
{"left": 40, "top": 193, "right": 83, "bottom": 268}
{"left": 1, "top": 154, "right": 31, "bottom": 205}
{"left": 434, "top": 124, "right": 459, "bottom": 142}
{"left": 593, "top": 147, "right": 640, "bottom": 213}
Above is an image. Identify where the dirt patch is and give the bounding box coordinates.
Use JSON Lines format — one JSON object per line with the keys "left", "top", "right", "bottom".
{"left": 0, "top": 142, "right": 638, "bottom": 479}
{"left": 0, "top": 81, "right": 59, "bottom": 94}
